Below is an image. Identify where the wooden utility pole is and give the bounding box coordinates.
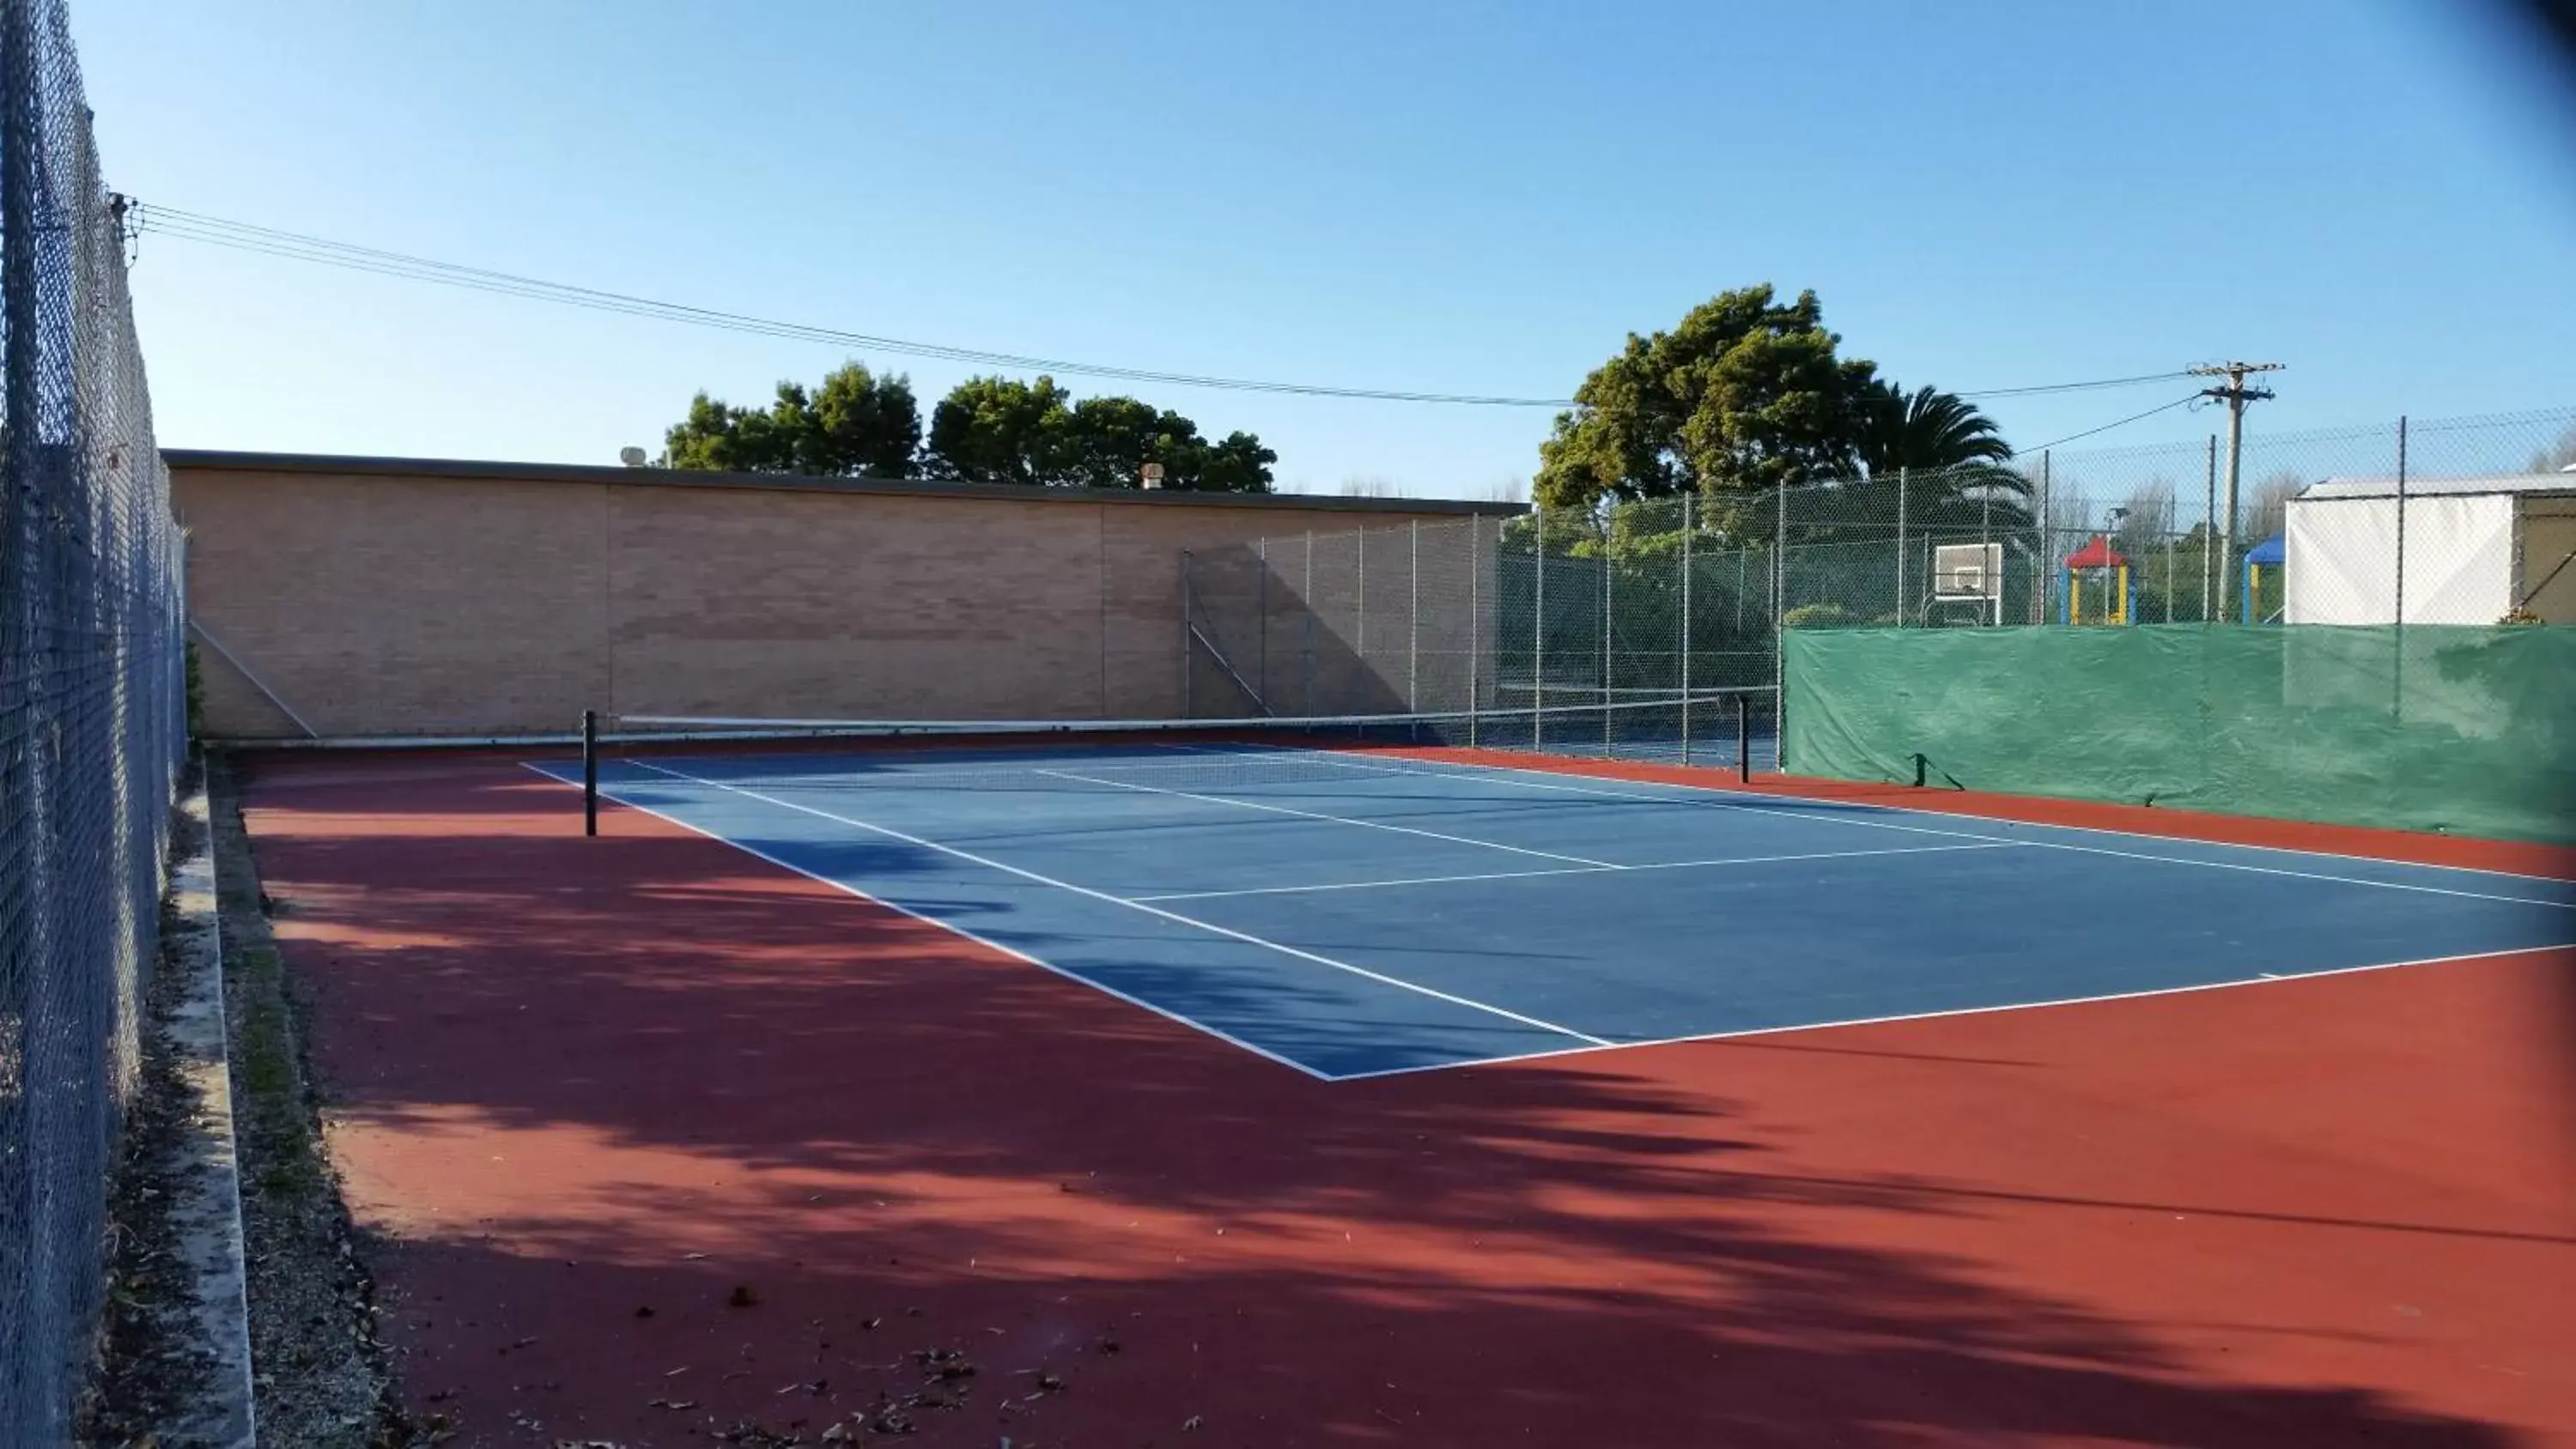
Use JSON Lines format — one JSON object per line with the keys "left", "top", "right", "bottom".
{"left": 2189, "top": 362, "right": 2282, "bottom": 621}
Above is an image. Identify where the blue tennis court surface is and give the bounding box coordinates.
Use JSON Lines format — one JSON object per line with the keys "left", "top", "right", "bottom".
{"left": 535, "top": 743, "right": 2576, "bottom": 1081}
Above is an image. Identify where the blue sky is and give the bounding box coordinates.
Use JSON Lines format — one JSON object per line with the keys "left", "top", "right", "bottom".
{"left": 74, "top": 0, "right": 2576, "bottom": 496}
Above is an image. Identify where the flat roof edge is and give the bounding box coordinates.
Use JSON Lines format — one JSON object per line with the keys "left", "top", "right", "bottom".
{"left": 161, "top": 448, "right": 1528, "bottom": 516}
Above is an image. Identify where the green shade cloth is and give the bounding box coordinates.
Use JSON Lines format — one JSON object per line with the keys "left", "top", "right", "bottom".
{"left": 1783, "top": 623, "right": 2576, "bottom": 844}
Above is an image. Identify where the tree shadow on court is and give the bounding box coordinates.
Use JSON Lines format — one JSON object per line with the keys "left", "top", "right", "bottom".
{"left": 227, "top": 756, "right": 2570, "bottom": 1448}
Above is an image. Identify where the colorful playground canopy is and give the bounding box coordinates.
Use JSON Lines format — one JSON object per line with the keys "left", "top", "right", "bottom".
{"left": 2065, "top": 535, "right": 2128, "bottom": 569}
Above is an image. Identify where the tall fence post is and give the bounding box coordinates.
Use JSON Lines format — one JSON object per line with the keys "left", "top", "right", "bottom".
{"left": 1467, "top": 517, "right": 1481, "bottom": 747}
{"left": 1680, "top": 495, "right": 1693, "bottom": 764}
{"left": 2202, "top": 436, "right": 2218, "bottom": 622}
{"left": 1406, "top": 519, "right": 1419, "bottom": 715}
{"left": 1772, "top": 482, "right": 1789, "bottom": 765}
{"left": 1532, "top": 509, "right": 1546, "bottom": 746}
{"left": 1302, "top": 531, "right": 1315, "bottom": 717}
{"left": 2033, "top": 452, "right": 2051, "bottom": 626}
{"left": 2164, "top": 525, "right": 2175, "bottom": 623}
{"left": 1356, "top": 528, "right": 1367, "bottom": 691}
{"left": 1256, "top": 537, "right": 1269, "bottom": 706}
{"left": 1894, "top": 466, "right": 1909, "bottom": 626}
{"left": 1601, "top": 535, "right": 1613, "bottom": 752}
{"left": 1180, "top": 549, "right": 1194, "bottom": 718}
{"left": 2394, "top": 414, "right": 2409, "bottom": 719}
{"left": 582, "top": 709, "right": 598, "bottom": 836}
{"left": 1978, "top": 487, "right": 1992, "bottom": 627}
{"left": 2393, "top": 415, "right": 2409, "bottom": 629}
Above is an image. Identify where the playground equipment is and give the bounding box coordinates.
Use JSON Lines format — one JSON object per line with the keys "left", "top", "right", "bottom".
{"left": 2063, "top": 536, "right": 2135, "bottom": 625}
{"left": 2243, "top": 536, "right": 2285, "bottom": 623}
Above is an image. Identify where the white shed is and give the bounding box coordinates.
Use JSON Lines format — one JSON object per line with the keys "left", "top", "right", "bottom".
{"left": 2282, "top": 471, "right": 2576, "bottom": 625}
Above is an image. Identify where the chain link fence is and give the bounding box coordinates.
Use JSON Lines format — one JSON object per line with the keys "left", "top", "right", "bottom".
{"left": 0, "top": 0, "right": 191, "bottom": 1438}
{"left": 2024, "top": 406, "right": 2576, "bottom": 627}
{"left": 1185, "top": 405, "right": 2575, "bottom": 765}
{"left": 1184, "top": 506, "right": 1779, "bottom": 767}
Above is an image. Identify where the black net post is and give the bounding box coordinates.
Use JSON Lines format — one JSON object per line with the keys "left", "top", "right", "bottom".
{"left": 1737, "top": 693, "right": 1751, "bottom": 783}
{"left": 581, "top": 709, "right": 598, "bottom": 836}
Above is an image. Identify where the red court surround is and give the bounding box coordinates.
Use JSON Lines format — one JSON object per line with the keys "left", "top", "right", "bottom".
{"left": 236, "top": 750, "right": 2576, "bottom": 1447}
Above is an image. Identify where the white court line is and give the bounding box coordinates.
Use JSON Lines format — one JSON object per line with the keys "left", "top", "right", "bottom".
{"left": 1240, "top": 749, "right": 2576, "bottom": 912}
{"left": 1147, "top": 738, "right": 2576, "bottom": 888}
{"left": 519, "top": 763, "right": 1334, "bottom": 1080}
{"left": 1038, "top": 767, "right": 1615, "bottom": 868}
{"left": 1320, "top": 941, "right": 2576, "bottom": 1082}
{"left": 617, "top": 759, "right": 1616, "bottom": 1050}
{"left": 1133, "top": 841, "right": 2020, "bottom": 903}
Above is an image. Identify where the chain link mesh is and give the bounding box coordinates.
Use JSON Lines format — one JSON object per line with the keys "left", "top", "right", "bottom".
{"left": 0, "top": 0, "right": 189, "bottom": 1438}
{"left": 1185, "top": 407, "right": 2573, "bottom": 771}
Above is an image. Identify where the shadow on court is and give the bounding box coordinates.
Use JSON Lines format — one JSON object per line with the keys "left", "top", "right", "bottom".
{"left": 228, "top": 752, "right": 2576, "bottom": 1448}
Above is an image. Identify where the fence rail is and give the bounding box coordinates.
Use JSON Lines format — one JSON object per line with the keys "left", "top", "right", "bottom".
{"left": 0, "top": 0, "right": 190, "bottom": 1439}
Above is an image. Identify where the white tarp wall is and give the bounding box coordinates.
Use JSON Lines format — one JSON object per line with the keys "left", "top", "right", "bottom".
{"left": 2283, "top": 489, "right": 2517, "bottom": 625}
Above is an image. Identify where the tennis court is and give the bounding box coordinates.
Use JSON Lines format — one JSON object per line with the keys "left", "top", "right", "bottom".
{"left": 230, "top": 720, "right": 2576, "bottom": 1447}
{"left": 538, "top": 715, "right": 2576, "bottom": 1082}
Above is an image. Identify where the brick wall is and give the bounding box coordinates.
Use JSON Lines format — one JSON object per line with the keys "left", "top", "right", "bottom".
{"left": 168, "top": 452, "right": 1518, "bottom": 739}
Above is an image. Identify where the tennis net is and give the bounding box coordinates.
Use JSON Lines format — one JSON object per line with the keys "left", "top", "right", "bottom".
{"left": 586, "top": 689, "right": 1777, "bottom": 801}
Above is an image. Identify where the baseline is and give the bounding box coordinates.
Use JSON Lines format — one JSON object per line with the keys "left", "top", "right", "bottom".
{"left": 1325, "top": 942, "right": 2576, "bottom": 1083}
{"left": 1235, "top": 749, "right": 2576, "bottom": 910}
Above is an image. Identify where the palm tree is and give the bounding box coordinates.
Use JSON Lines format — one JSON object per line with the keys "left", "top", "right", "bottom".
{"left": 1854, "top": 381, "right": 2014, "bottom": 475}
{"left": 1843, "top": 380, "right": 2030, "bottom": 535}
{"left": 1763, "top": 380, "right": 2037, "bottom": 626}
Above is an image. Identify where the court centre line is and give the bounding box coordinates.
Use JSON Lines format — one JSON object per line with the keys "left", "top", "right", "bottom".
{"left": 1133, "top": 841, "right": 2020, "bottom": 903}
{"left": 1036, "top": 768, "right": 1616, "bottom": 867}
{"left": 516, "top": 763, "right": 1334, "bottom": 1082}
{"left": 1257, "top": 750, "right": 2576, "bottom": 912}
{"left": 1319, "top": 941, "right": 2576, "bottom": 1083}
{"left": 619, "top": 760, "right": 1617, "bottom": 1049}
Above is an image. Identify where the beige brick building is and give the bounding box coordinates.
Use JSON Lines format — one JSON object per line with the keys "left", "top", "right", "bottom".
{"left": 169, "top": 450, "right": 1518, "bottom": 740}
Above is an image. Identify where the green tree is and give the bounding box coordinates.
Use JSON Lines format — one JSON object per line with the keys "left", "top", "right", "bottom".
{"left": 921, "top": 375, "right": 1080, "bottom": 485}
{"left": 1534, "top": 285, "right": 1877, "bottom": 513}
{"left": 662, "top": 391, "right": 793, "bottom": 472}
{"left": 1185, "top": 431, "right": 1279, "bottom": 494}
{"left": 923, "top": 376, "right": 1275, "bottom": 492}
{"left": 663, "top": 362, "right": 920, "bottom": 476}
{"left": 1058, "top": 394, "right": 1176, "bottom": 490}
{"left": 787, "top": 363, "right": 924, "bottom": 476}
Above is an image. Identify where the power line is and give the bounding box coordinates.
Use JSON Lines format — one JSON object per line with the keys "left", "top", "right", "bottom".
{"left": 1959, "top": 371, "right": 2196, "bottom": 399}
{"left": 128, "top": 199, "right": 2207, "bottom": 418}
{"left": 2026, "top": 393, "right": 2204, "bottom": 452}
{"left": 127, "top": 203, "right": 1577, "bottom": 408}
